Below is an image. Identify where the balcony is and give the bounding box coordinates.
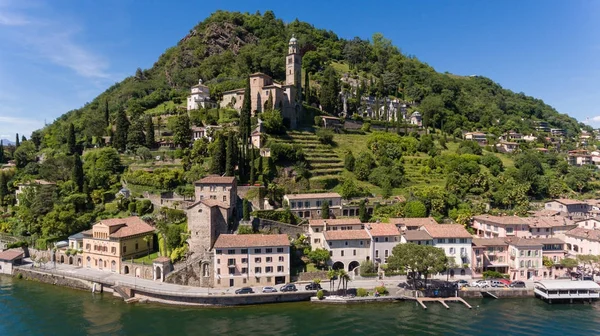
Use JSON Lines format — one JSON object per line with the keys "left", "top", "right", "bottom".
{"left": 461, "top": 251, "right": 468, "bottom": 257}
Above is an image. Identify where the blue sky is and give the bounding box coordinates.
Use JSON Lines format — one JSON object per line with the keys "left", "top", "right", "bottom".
{"left": 1, "top": 0, "right": 599, "bottom": 138}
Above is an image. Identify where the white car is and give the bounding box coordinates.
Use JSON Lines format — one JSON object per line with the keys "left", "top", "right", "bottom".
{"left": 262, "top": 286, "right": 278, "bottom": 293}
{"left": 471, "top": 280, "right": 490, "bottom": 288}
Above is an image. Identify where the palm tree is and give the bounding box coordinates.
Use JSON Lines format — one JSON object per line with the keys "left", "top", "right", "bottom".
{"left": 143, "top": 234, "right": 152, "bottom": 258}
{"left": 337, "top": 269, "right": 351, "bottom": 296}
{"left": 327, "top": 269, "right": 337, "bottom": 292}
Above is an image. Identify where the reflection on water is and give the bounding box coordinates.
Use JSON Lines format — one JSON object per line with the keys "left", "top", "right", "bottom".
{"left": 2, "top": 275, "right": 600, "bottom": 336}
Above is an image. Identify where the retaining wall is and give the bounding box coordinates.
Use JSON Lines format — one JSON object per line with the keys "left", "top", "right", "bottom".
{"left": 133, "top": 290, "right": 313, "bottom": 306}
{"left": 458, "top": 289, "right": 533, "bottom": 298}
{"left": 14, "top": 269, "right": 97, "bottom": 292}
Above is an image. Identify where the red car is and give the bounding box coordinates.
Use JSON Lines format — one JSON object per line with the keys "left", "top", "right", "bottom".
{"left": 497, "top": 278, "right": 511, "bottom": 285}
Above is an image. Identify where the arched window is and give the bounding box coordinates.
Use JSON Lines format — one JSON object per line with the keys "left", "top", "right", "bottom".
{"left": 520, "top": 261, "right": 524, "bottom": 268}
{"left": 203, "top": 263, "right": 210, "bottom": 277}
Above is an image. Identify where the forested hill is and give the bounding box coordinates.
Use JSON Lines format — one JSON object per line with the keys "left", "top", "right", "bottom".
{"left": 38, "top": 10, "right": 580, "bottom": 147}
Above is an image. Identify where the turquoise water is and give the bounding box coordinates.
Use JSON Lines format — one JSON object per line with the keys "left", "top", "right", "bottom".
{"left": 2, "top": 275, "right": 600, "bottom": 335}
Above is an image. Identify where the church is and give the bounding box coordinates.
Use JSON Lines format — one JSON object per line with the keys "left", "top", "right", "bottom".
{"left": 219, "top": 35, "right": 303, "bottom": 129}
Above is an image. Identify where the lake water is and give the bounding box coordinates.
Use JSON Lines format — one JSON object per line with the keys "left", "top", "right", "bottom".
{"left": 2, "top": 275, "right": 600, "bottom": 335}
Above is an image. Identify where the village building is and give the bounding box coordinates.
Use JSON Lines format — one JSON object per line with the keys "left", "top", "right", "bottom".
{"left": 568, "top": 153, "right": 592, "bottom": 166}
{"left": 507, "top": 238, "right": 543, "bottom": 281}
{"left": 212, "top": 234, "right": 290, "bottom": 288}
{"left": 322, "top": 230, "right": 371, "bottom": 272}
{"left": 472, "top": 238, "right": 509, "bottom": 276}
{"left": 575, "top": 218, "right": 600, "bottom": 230}
{"left": 472, "top": 215, "right": 530, "bottom": 238}
{"left": 389, "top": 217, "right": 438, "bottom": 231}
{"left": 422, "top": 224, "right": 472, "bottom": 273}
{"left": 400, "top": 230, "right": 433, "bottom": 245}
{"left": 0, "top": 249, "right": 24, "bottom": 275}
{"left": 564, "top": 228, "right": 600, "bottom": 255}
{"left": 15, "top": 179, "right": 55, "bottom": 206}
{"left": 464, "top": 132, "right": 487, "bottom": 145}
{"left": 410, "top": 111, "right": 422, "bottom": 127}
{"left": 522, "top": 216, "right": 576, "bottom": 240}
{"left": 81, "top": 217, "right": 155, "bottom": 274}
{"left": 496, "top": 141, "right": 519, "bottom": 153}
{"left": 220, "top": 36, "right": 303, "bottom": 129}
{"left": 191, "top": 125, "right": 221, "bottom": 142}
{"left": 544, "top": 199, "right": 590, "bottom": 217}
{"left": 366, "top": 223, "right": 401, "bottom": 264}
{"left": 307, "top": 218, "right": 363, "bottom": 247}
{"left": 186, "top": 79, "right": 216, "bottom": 111}
{"left": 284, "top": 192, "right": 342, "bottom": 219}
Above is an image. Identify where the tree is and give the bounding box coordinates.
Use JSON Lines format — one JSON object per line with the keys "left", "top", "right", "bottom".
{"left": 0, "top": 172, "right": 7, "bottom": 206}
{"left": 304, "top": 71, "right": 310, "bottom": 103}
{"left": 143, "top": 234, "right": 152, "bottom": 257}
{"left": 136, "top": 146, "right": 152, "bottom": 162}
{"left": 319, "top": 65, "right": 340, "bottom": 114}
{"left": 327, "top": 269, "right": 337, "bottom": 292}
{"left": 542, "top": 256, "right": 554, "bottom": 268}
{"left": 576, "top": 254, "right": 598, "bottom": 270}
{"left": 0, "top": 140, "right": 4, "bottom": 164}
{"left": 172, "top": 114, "right": 192, "bottom": 148}
{"left": 359, "top": 259, "right": 376, "bottom": 276}
{"left": 15, "top": 133, "right": 20, "bottom": 147}
{"left": 144, "top": 116, "right": 156, "bottom": 148}
{"left": 210, "top": 134, "right": 226, "bottom": 175}
{"left": 225, "top": 133, "right": 235, "bottom": 176}
{"left": 67, "top": 123, "right": 77, "bottom": 155}
{"left": 321, "top": 201, "right": 330, "bottom": 219}
{"left": 262, "top": 109, "right": 285, "bottom": 134}
{"left": 104, "top": 99, "right": 110, "bottom": 127}
{"left": 13, "top": 141, "right": 36, "bottom": 168}
{"left": 359, "top": 200, "right": 369, "bottom": 222}
{"left": 339, "top": 178, "right": 363, "bottom": 200}
{"left": 240, "top": 77, "right": 252, "bottom": 141}
{"left": 560, "top": 258, "right": 578, "bottom": 269}
{"left": 354, "top": 152, "right": 375, "bottom": 181}
{"left": 404, "top": 200, "right": 427, "bottom": 218}
{"left": 71, "top": 154, "right": 84, "bottom": 192}
{"left": 307, "top": 248, "right": 330, "bottom": 268}
{"left": 127, "top": 119, "right": 146, "bottom": 150}
{"left": 113, "top": 109, "right": 129, "bottom": 152}
{"left": 344, "top": 151, "right": 355, "bottom": 171}
{"left": 249, "top": 148, "right": 255, "bottom": 184}
{"left": 242, "top": 199, "right": 250, "bottom": 221}
{"left": 387, "top": 243, "right": 447, "bottom": 288}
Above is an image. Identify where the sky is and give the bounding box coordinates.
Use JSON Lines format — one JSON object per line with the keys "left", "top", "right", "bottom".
{"left": 1, "top": 0, "right": 599, "bottom": 139}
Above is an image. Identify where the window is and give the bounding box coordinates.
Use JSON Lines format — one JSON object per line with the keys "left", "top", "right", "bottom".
{"left": 459, "top": 238, "right": 467, "bottom": 244}
{"left": 291, "top": 202, "right": 296, "bottom": 209}
{"left": 520, "top": 250, "right": 524, "bottom": 257}
{"left": 228, "top": 249, "right": 235, "bottom": 254}
{"left": 535, "top": 250, "right": 539, "bottom": 256}
{"left": 228, "top": 259, "right": 235, "bottom": 266}
{"left": 277, "top": 248, "right": 284, "bottom": 253}
{"left": 255, "top": 267, "right": 261, "bottom": 274}
{"left": 241, "top": 249, "right": 248, "bottom": 254}
{"left": 329, "top": 251, "right": 333, "bottom": 257}
{"left": 460, "top": 247, "right": 466, "bottom": 255}
{"left": 266, "top": 266, "right": 273, "bottom": 273}
{"left": 255, "top": 249, "right": 262, "bottom": 254}
{"left": 255, "top": 257, "right": 261, "bottom": 263}
{"left": 341, "top": 251, "right": 345, "bottom": 257}
{"left": 241, "top": 258, "right": 247, "bottom": 264}
{"left": 448, "top": 238, "right": 456, "bottom": 244}
{"left": 242, "top": 267, "right": 247, "bottom": 274}
{"left": 384, "top": 250, "right": 389, "bottom": 258}
{"left": 216, "top": 250, "right": 222, "bottom": 254}
{"left": 305, "top": 201, "right": 310, "bottom": 208}
{"left": 527, "top": 250, "right": 531, "bottom": 257}
{"left": 376, "top": 250, "right": 379, "bottom": 258}
{"left": 277, "top": 266, "right": 284, "bottom": 272}
{"left": 111, "top": 247, "right": 116, "bottom": 254}
{"left": 122, "top": 246, "right": 126, "bottom": 253}
{"left": 314, "top": 238, "right": 320, "bottom": 244}
{"left": 223, "top": 186, "right": 227, "bottom": 191}
{"left": 506, "top": 227, "right": 514, "bottom": 234}
{"left": 345, "top": 241, "right": 349, "bottom": 246}
{"left": 375, "top": 237, "right": 380, "bottom": 242}
{"left": 520, "top": 261, "right": 524, "bottom": 268}
{"left": 266, "top": 248, "right": 273, "bottom": 253}
{"left": 266, "top": 257, "right": 273, "bottom": 263}
{"left": 498, "top": 247, "right": 504, "bottom": 252}
{"left": 279, "top": 256, "right": 284, "bottom": 262}
{"left": 449, "top": 248, "right": 455, "bottom": 255}
{"left": 228, "top": 268, "right": 235, "bottom": 275}
{"left": 86, "top": 244, "right": 90, "bottom": 250}
{"left": 316, "top": 200, "right": 321, "bottom": 207}
{"left": 437, "top": 239, "right": 446, "bottom": 244}
{"left": 217, "top": 259, "right": 220, "bottom": 264}
{"left": 223, "top": 196, "right": 227, "bottom": 202}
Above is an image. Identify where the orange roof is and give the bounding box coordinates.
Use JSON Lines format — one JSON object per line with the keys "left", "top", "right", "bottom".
{"left": 565, "top": 228, "right": 600, "bottom": 242}
{"left": 285, "top": 192, "right": 341, "bottom": 200}
{"left": 553, "top": 199, "right": 588, "bottom": 205}
{"left": 522, "top": 216, "right": 575, "bottom": 228}
{"left": 196, "top": 175, "right": 236, "bottom": 184}
{"left": 213, "top": 234, "right": 289, "bottom": 248}
{"left": 0, "top": 249, "right": 24, "bottom": 261}
{"left": 187, "top": 199, "right": 230, "bottom": 209}
{"left": 422, "top": 224, "right": 471, "bottom": 239}
{"left": 472, "top": 238, "right": 508, "bottom": 247}
{"left": 472, "top": 215, "right": 527, "bottom": 226}
{"left": 402, "top": 230, "right": 433, "bottom": 241}
{"left": 324, "top": 230, "right": 370, "bottom": 241}
{"left": 389, "top": 217, "right": 438, "bottom": 227}
{"left": 309, "top": 218, "right": 362, "bottom": 226}
{"left": 367, "top": 223, "right": 400, "bottom": 236}
{"left": 95, "top": 217, "right": 154, "bottom": 238}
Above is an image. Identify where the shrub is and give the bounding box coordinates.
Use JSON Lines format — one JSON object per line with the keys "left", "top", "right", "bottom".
{"left": 314, "top": 116, "right": 322, "bottom": 126}
{"left": 344, "top": 151, "right": 355, "bottom": 171}
{"left": 6, "top": 241, "right": 28, "bottom": 248}
{"left": 237, "top": 225, "right": 255, "bottom": 234}
{"left": 374, "top": 286, "right": 388, "bottom": 295}
{"left": 361, "top": 122, "right": 371, "bottom": 132}
{"left": 316, "top": 290, "right": 324, "bottom": 300}
{"left": 136, "top": 199, "right": 153, "bottom": 215}
{"left": 482, "top": 270, "right": 505, "bottom": 279}
{"left": 360, "top": 260, "right": 376, "bottom": 276}
{"left": 316, "top": 128, "right": 334, "bottom": 145}
{"left": 357, "top": 288, "right": 369, "bottom": 297}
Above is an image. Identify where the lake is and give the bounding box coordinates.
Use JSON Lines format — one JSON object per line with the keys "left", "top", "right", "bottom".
{"left": 1, "top": 275, "right": 599, "bottom": 335}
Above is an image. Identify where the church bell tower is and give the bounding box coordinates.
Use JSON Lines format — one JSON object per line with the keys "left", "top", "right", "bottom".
{"left": 286, "top": 35, "right": 301, "bottom": 90}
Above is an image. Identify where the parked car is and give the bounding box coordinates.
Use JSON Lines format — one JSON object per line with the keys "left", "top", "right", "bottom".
{"left": 280, "top": 284, "right": 298, "bottom": 292}
{"left": 583, "top": 275, "right": 594, "bottom": 281}
{"left": 490, "top": 280, "right": 506, "bottom": 288}
{"left": 454, "top": 280, "right": 469, "bottom": 288}
{"left": 235, "top": 287, "right": 255, "bottom": 294}
{"left": 305, "top": 282, "right": 322, "bottom": 290}
{"left": 509, "top": 281, "right": 526, "bottom": 288}
{"left": 262, "top": 286, "right": 277, "bottom": 293}
{"left": 471, "top": 280, "right": 490, "bottom": 288}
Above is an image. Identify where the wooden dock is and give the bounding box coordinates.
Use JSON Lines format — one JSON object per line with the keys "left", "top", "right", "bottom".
{"left": 415, "top": 297, "right": 472, "bottom": 310}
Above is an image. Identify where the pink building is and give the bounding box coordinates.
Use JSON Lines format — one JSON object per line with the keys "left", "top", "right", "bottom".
{"left": 544, "top": 199, "right": 590, "bottom": 216}
{"left": 472, "top": 238, "right": 509, "bottom": 276}
{"left": 472, "top": 215, "right": 530, "bottom": 238}
{"left": 565, "top": 228, "right": 600, "bottom": 255}
{"left": 506, "top": 237, "right": 567, "bottom": 281}
{"left": 213, "top": 234, "right": 290, "bottom": 288}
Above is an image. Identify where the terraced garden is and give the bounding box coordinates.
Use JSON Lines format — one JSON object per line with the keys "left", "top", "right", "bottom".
{"left": 287, "top": 131, "right": 345, "bottom": 178}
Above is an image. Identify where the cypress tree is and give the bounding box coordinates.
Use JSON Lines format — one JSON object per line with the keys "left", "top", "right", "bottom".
{"left": 72, "top": 153, "right": 84, "bottom": 192}
{"left": 15, "top": 133, "right": 19, "bottom": 148}
{"left": 304, "top": 71, "right": 310, "bottom": 104}
{"left": 113, "top": 109, "right": 129, "bottom": 152}
{"left": 321, "top": 201, "right": 330, "bottom": 219}
{"left": 0, "top": 172, "right": 6, "bottom": 206}
{"left": 144, "top": 116, "right": 155, "bottom": 149}
{"left": 127, "top": 119, "right": 146, "bottom": 150}
{"left": 210, "top": 135, "right": 226, "bottom": 175}
{"left": 242, "top": 199, "right": 250, "bottom": 221}
{"left": 67, "top": 123, "right": 77, "bottom": 155}
{"left": 104, "top": 99, "right": 110, "bottom": 127}
{"left": 21, "top": 135, "right": 27, "bottom": 142}
{"left": 225, "top": 134, "right": 235, "bottom": 176}
{"left": 173, "top": 114, "right": 192, "bottom": 148}
{"left": 0, "top": 140, "right": 4, "bottom": 164}
{"left": 257, "top": 155, "right": 263, "bottom": 178}
{"left": 359, "top": 200, "right": 368, "bottom": 222}
{"left": 240, "top": 77, "right": 252, "bottom": 142}
{"left": 249, "top": 148, "right": 255, "bottom": 184}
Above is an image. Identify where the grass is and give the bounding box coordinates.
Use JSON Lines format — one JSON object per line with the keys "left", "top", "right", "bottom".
{"left": 332, "top": 133, "right": 369, "bottom": 156}
{"left": 330, "top": 61, "right": 350, "bottom": 74}
{"left": 133, "top": 251, "right": 159, "bottom": 264}
{"left": 145, "top": 100, "right": 184, "bottom": 115}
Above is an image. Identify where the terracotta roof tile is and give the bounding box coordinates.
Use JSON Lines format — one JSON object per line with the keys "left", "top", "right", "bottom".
{"left": 367, "top": 223, "right": 400, "bottom": 236}
{"left": 389, "top": 217, "right": 438, "bottom": 227}
{"left": 196, "top": 175, "right": 236, "bottom": 184}
{"left": 285, "top": 192, "right": 341, "bottom": 200}
{"left": 422, "top": 224, "right": 472, "bottom": 239}
{"left": 308, "top": 218, "right": 362, "bottom": 226}
{"left": 472, "top": 238, "right": 508, "bottom": 247}
{"left": 402, "top": 230, "right": 433, "bottom": 241}
{"left": 505, "top": 238, "right": 543, "bottom": 247}
{"left": 0, "top": 249, "right": 24, "bottom": 261}
{"left": 553, "top": 199, "right": 588, "bottom": 205}
{"left": 95, "top": 216, "right": 154, "bottom": 238}
{"left": 213, "top": 234, "right": 289, "bottom": 248}
{"left": 565, "top": 228, "right": 600, "bottom": 242}
{"left": 472, "top": 215, "right": 527, "bottom": 226}
{"left": 522, "top": 216, "right": 575, "bottom": 228}
{"left": 324, "top": 230, "right": 370, "bottom": 241}
{"left": 187, "top": 199, "right": 230, "bottom": 209}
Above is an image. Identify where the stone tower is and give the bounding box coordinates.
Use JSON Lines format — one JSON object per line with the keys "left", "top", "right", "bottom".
{"left": 286, "top": 35, "right": 301, "bottom": 90}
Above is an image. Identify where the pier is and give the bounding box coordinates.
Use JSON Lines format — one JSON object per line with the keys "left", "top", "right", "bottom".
{"left": 534, "top": 280, "right": 600, "bottom": 304}
{"left": 415, "top": 297, "right": 472, "bottom": 309}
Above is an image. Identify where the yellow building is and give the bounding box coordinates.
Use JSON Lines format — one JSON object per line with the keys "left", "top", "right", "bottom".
{"left": 82, "top": 216, "right": 155, "bottom": 273}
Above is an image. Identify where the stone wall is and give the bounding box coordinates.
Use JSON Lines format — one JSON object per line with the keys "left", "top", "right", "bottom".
{"left": 297, "top": 271, "right": 329, "bottom": 282}
{"left": 458, "top": 289, "right": 533, "bottom": 298}
{"left": 13, "top": 269, "right": 96, "bottom": 292}
{"left": 165, "top": 255, "right": 214, "bottom": 287}
{"left": 253, "top": 218, "right": 305, "bottom": 237}
{"left": 134, "top": 290, "right": 313, "bottom": 306}
{"left": 121, "top": 261, "right": 154, "bottom": 280}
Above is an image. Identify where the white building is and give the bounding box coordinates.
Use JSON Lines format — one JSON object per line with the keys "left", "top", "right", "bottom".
{"left": 366, "top": 223, "right": 401, "bottom": 264}
{"left": 564, "top": 228, "right": 600, "bottom": 255}
{"left": 322, "top": 230, "right": 371, "bottom": 272}
{"left": 284, "top": 193, "right": 343, "bottom": 219}
{"left": 187, "top": 79, "right": 216, "bottom": 111}
{"left": 422, "top": 224, "right": 473, "bottom": 269}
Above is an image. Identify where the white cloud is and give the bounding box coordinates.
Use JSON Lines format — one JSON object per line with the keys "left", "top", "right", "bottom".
{"left": 585, "top": 116, "right": 600, "bottom": 123}
{"left": 0, "top": 116, "right": 42, "bottom": 126}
